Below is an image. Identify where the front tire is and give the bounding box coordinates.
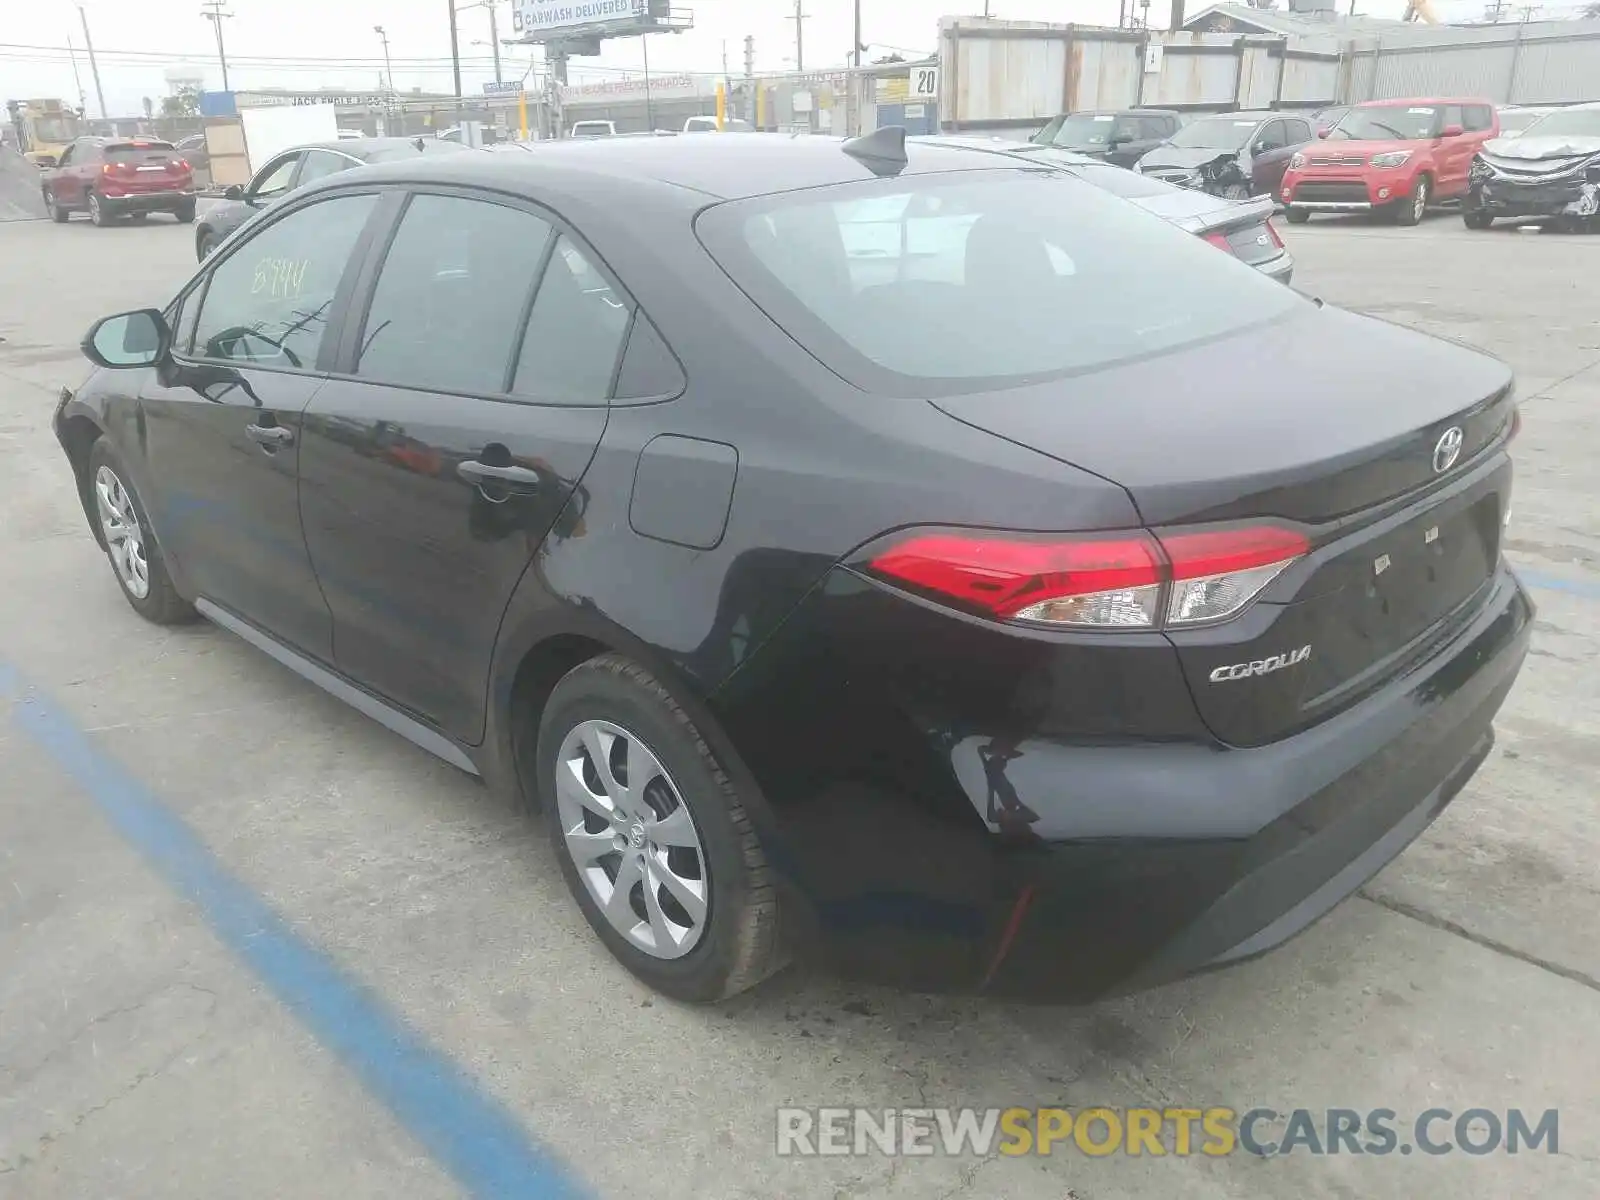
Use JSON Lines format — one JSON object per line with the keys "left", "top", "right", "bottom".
{"left": 1285, "top": 206, "right": 1311, "bottom": 224}
{"left": 197, "top": 229, "right": 219, "bottom": 260}
{"left": 1395, "top": 175, "right": 1429, "bottom": 226}
{"left": 537, "top": 654, "right": 785, "bottom": 1002}
{"left": 86, "top": 440, "right": 194, "bottom": 625}
{"left": 1463, "top": 208, "right": 1494, "bottom": 230}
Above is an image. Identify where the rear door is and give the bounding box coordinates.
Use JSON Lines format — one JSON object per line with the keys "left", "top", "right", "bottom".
{"left": 298, "top": 188, "right": 624, "bottom": 742}
{"left": 137, "top": 191, "right": 383, "bottom": 658}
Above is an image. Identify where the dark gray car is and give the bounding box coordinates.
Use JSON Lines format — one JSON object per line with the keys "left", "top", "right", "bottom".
{"left": 194, "top": 136, "right": 471, "bottom": 260}
{"left": 1135, "top": 111, "right": 1314, "bottom": 199}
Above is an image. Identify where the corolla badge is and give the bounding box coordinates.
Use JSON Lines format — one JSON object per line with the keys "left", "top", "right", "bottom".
{"left": 1433, "top": 426, "right": 1465, "bottom": 474}
{"left": 1208, "top": 645, "right": 1312, "bottom": 683}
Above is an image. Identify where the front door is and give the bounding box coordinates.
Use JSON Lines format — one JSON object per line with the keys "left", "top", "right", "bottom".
{"left": 138, "top": 190, "right": 382, "bottom": 659}
{"left": 1436, "top": 104, "right": 1474, "bottom": 198}
{"left": 1249, "top": 120, "right": 1297, "bottom": 196}
{"left": 298, "top": 190, "right": 622, "bottom": 743}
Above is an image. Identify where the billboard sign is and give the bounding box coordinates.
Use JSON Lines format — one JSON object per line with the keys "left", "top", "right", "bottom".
{"left": 483, "top": 80, "right": 526, "bottom": 95}
{"left": 512, "top": 0, "right": 646, "bottom": 37}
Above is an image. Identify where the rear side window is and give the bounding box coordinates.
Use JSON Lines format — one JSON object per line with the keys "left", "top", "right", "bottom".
{"left": 191, "top": 193, "right": 378, "bottom": 368}
{"left": 1443, "top": 105, "right": 1465, "bottom": 131}
{"left": 299, "top": 149, "right": 356, "bottom": 184}
{"left": 512, "top": 236, "right": 632, "bottom": 403}
{"left": 356, "top": 193, "right": 554, "bottom": 395}
{"left": 1463, "top": 105, "right": 1494, "bottom": 132}
{"left": 104, "top": 142, "right": 175, "bottom": 165}
{"left": 697, "top": 171, "right": 1298, "bottom": 396}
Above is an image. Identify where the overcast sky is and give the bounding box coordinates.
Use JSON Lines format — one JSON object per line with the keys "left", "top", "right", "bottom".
{"left": 6, "top": 0, "right": 1501, "bottom": 116}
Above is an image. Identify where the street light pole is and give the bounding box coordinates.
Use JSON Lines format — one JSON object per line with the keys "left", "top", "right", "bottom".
{"left": 200, "top": 0, "right": 233, "bottom": 91}
{"left": 853, "top": 0, "right": 862, "bottom": 67}
{"left": 77, "top": 4, "right": 108, "bottom": 121}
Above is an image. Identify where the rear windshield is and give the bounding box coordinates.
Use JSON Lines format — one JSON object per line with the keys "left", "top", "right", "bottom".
{"left": 105, "top": 142, "right": 175, "bottom": 164}
{"left": 1167, "top": 118, "right": 1260, "bottom": 151}
{"left": 696, "top": 170, "right": 1299, "bottom": 396}
{"left": 1332, "top": 105, "right": 1440, "bottom": 141}
{"left": 1519, "top": 108, "right": 1600, "bottom": 139}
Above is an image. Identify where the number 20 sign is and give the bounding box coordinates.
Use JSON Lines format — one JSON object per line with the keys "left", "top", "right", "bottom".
{"left": 910, "top": 66, "right": 940, "bottom": 99}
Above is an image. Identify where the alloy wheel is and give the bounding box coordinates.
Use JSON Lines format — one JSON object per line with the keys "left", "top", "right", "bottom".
{"left": 94, "top": 465, "right": 150, "bottom": 599}
{"left": 89, "top": 193, "right": 103, "bottom": 225}
{"left": 554, "top": 718, "right": 709, "bottom": 959}
{"left": 1412, "top": 183, "right": 1427, "bottom": 222}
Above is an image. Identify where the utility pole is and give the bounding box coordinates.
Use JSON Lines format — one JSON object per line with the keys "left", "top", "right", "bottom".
{"left": 449, "top": 0, "right": 463, "bottom": 100}
{"left": 374, "top": 25, "right": 395, "bottom": 128}
{"left": 743, "top": 35, "right": 755, "bottom": 124}
{"left": 642, "top": 34, "right": 655, "bottom": 130}
{"left": 65, "top": 35, "right": 88, "bottom": 116}
{"left": 200, "top": 0, "right": 233, "bottom": 91}
{"left": 77, "top": 4, "right": 108, "bottom": 121}
{"left": 486, "top": 0, "right": 503, "bottom": 84}
{"left": 853, "top": 0, "right": 863, "bottom": 67}
{"left": 788, "top": 0, "right": 808, "bottom": 72}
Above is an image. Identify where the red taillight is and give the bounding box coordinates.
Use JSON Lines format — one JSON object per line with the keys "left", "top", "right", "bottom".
{"left": 101, "top": 163, "right": 115, "bottom": 175}
{"left": 1264, "top": 220, "right": 1285, "bottom": 249}
{"left": 175, "top": 157, "right": 190, "bottom": 172}
{"left": 1201, "top": 230, "right": 1235, "bottom": 254}
{"left": 861, "top": 524, "right": 1309, "bottom": 630}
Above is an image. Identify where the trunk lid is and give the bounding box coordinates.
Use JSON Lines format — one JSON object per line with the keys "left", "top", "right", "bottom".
{"left": 932, "top": 304, "right": 1517, "bottom": 745}
{"left": 104, "top": 142, "right": 190, "bottom": 192}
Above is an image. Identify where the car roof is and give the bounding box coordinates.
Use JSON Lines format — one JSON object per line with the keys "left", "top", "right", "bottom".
{"left": 1054, "top": 108, "right": 1180, "bottom": 117}
{"left": 300, "top": 136, "right": 466, "bottom": 158}
{"left": 330, "top": 133, "right": 1021, "bottom": 204}
{"left": 1187, "top": 110, "right": 1277, "bottom": 122}
{"left": 1355, "top": 97, "right": 1490, "bottom": 107}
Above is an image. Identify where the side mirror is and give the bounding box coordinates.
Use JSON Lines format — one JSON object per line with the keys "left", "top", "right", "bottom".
{"left": 1316, "top": 127, "right": 1331, "bottom": 139}
{"left": 81, "top": 309, "right": 171, "bottom": 369}
{"left": 1441, "top": 124, "right": 1464, "bottom": 138}
{"left": 224, "top": 183, "right": 245, "bottom": 200}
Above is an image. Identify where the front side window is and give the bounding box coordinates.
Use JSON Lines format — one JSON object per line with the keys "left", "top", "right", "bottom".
{"left": 697, "top": 170, "right": 1299, "bottom": 396}
{"left": 512, "top": 236, "right": 632, "bottom": 403}
{"left": 191, "top": 193, "right": 378, "bottom": 369}
{"left": 1332, "top": 105, "right": 1441, "bottom": 141}
{"left": 1463, "top": 105, "right": 1494, "bottom": 132}
{"left": 299, "top": 149, "right": 356, "bottom": 184}
{"left": 251, "top": 153, "right": 302, "bottom": 199}
{"left": 357, "top": 193, "right": 554, "bottom": 395}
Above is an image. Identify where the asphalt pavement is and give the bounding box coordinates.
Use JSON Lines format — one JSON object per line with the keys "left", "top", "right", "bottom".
{"left": 1, "top": 210, "right": 1597, "bottom": 1200}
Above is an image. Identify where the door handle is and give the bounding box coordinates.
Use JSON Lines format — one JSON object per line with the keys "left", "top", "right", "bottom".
{"left": 246, "top": 422, "right": 294, "bottom": 448}
{"left": 457, "top": 459, "right": 542, "bottom": 493}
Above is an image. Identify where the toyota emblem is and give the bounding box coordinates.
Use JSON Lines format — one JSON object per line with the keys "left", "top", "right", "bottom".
{"left": 1432, "top": 426, "right": 1464, "bottom": 474}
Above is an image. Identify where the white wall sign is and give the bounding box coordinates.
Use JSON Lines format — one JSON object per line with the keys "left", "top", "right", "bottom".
{"left": 910, "top": 66, "right": 940, "bottom": 99}
{"left": 1144, "top": 44, "right": 1165, "bottom": 73}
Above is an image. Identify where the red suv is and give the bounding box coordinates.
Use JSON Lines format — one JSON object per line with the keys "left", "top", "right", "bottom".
{"left": 1279, "top": 98, "right": 1498, "bottom": 226}
{"left": 42, "top": 137, "right": 197, "bottom": 226}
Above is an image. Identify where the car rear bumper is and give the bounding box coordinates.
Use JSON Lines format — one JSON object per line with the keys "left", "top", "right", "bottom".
{"left": 722, "top": 563, "right": 1531, "bottom": 1001}
{"left": 1256, "top": 252, "right": 1294, "bottom": 284}
{"left": 99, "top": 189, "right": 195, "bottom": 212}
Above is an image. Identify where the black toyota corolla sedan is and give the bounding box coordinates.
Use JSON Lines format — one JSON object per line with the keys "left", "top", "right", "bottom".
{"left": 55, "top": 130, "right": 1530, "bottom": 1003}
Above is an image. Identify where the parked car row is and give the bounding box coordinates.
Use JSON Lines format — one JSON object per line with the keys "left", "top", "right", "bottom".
{"left": 1030, "top": 96, "right": 1599, "bottom": 231}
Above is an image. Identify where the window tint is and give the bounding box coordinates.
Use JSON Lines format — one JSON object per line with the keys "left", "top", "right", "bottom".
{"left": 1443, "top": 105, "right": 1465, "bottom": 131}
{"left": 512, "top": 236, "right": 632, "bottom": 403}
{"left": 191, "top": 193, "right": 377, "bottom": 369}
{"left": 357, "top": 193, "right": 553, "bottom": 395}
{"left": 105, "top": 142, "right": 175, "bottom": 164}
{"left": 1254, "top": 122, "right": 1286, "bottom": 151}
{"left": 251, "top": 153, "right": 301, "bottom": 198}
{"left": 1463, "top": 104, "right": 1494, "bottom": 132}
{"left": 698, "top": 172, "right": 1298, "bottom": 395}
{"left": 1140, "top": 115, "right": 1172, "bottom": 139}
{"left": 1285, "top": 119, "right": 1312, "bottom": 143}
{"left": 299, "top": 149, "right": 355, "bottom": 184}
{"left": 1111, "top": 116, "right": 1141, "bottom": 143}
{"left": 56, "top": 144, "right": 75, "bottom": 167}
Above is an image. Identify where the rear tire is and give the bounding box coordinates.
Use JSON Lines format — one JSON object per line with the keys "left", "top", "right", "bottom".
{"left": 1463, "top": 208, "right": 1494, "bottom": 230}
{"left": 129, "top": 211, "right": 149, "bottom": 223}
{"left": 1395, "top": 175, "right": 1429, "bottom": 226}
{"left": 45, "top": 190, "right": 69, "bottom": 222}
{"left": 1285, "top": 206, "right": 1311, "bottom": 224}
{"left": 536, "top": 653, "right": 786, "bottom": 1002}
{"left": 88, "top": 192, "right": 114, "bottom": 227}
{"left": 175, "top": 201, "right": 196, "bottom": 224}
{"left": 85, "top": 439, "right": 194, "bottom": 625}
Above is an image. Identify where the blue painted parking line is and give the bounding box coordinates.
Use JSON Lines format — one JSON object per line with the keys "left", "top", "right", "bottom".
{"left": 1515, "top": 567, "right": 1600, "bottom": 602}
{"left": 0, "top": 660, "right": 587, "bottom": 1200}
